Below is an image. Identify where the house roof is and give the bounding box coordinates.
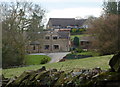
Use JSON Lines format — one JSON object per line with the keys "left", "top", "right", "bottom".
{"left": 48, "top": 18, "right": 87, "bottom": 28}
{"left": 80, "top": 36, "right": 93, "bottom": 41}
{"left": 44, "top": 31, "right": 70, "bottom": 39}
{"left": 58, "top": 31, "right": 70, "bottom": 39}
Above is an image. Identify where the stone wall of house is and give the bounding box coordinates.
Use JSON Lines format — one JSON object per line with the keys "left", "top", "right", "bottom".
{"left": 41, "top": 39, "right": 70, "bottom": 52}
{"left": 26, "top": 31, "right": 71, "bottom": 53}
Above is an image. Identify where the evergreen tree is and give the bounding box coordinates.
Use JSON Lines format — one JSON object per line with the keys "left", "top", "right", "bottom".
{"left": 73, "top": 37, "right": 79, "bottom": 47}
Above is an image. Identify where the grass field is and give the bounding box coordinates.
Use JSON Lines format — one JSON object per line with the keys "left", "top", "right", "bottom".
{"left": 70, "top": 34, "right": 89, "bottom": 40}
{"left": 3, "top": 55, "right": 113, "bottom": 78}
{"left": 74, "top": 51, "right": 100, "bottom": 56}
{"left": 0, "top": 68, "right": 1, "bottom": 76}
{"left": 24, "top": 55, "right": 51, "bottom": 65}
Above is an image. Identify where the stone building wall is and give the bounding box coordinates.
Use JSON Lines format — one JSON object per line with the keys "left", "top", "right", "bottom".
{"left": 40, "top": 31, "right": 70, "bottom": 53}
{"left": 27, "top": 31, "right": 71, "bottom": 53}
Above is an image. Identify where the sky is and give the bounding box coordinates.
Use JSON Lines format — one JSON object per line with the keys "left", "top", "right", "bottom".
{"left": 41, "top": 0, "right": 104, "bottom": 17}
{"left": 1, "top": 0, "right": 104, "bottom": 24}
{"left": 36, "top": 0, "right": 104, "bottom": 24}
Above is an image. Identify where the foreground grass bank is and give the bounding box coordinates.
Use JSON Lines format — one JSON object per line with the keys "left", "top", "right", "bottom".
{"left": 3, "top": 55, "right": 113, "bottom": 78}
{"left": 76, "top": 51, "right": 99, "bottom": 56}
{"left": 0, "top": 69, "right": 1, "bottom": 76}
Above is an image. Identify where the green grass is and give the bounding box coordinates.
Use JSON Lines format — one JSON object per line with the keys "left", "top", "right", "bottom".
{"left": 24, "top": 55, "right": 51, "bottom": 65}
{"left": 3, "top": 55, "right": 113, "bottom": 78}
{"left": 70, "top": 34, "right": 89, "bottom": 40}
{"left": 0, "top": 69, "right": 2, "bottom": 76}
{"left": 75, "top": 51, "right": 100, "bottom": 56}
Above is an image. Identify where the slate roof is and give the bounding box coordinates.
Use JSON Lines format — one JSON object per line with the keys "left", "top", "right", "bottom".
{"left": 80, "top": 36, "right": 94, "bottom": 41}
{"left": 44, "top": 31, "right": 70, "bottom": 39}
{"left": 47, "top": 18, "right": 87, "bottom": 28}
{"left": 58, "top": 31, "right": 70, "bottom": 39}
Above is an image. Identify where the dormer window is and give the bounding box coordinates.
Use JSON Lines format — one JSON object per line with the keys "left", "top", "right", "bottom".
{"left": 53, "top": 25, "right": 60, "bottom": 29}
{"left": 74, "top": 26, "right": 78, "bottom": 28}
{"left": 67, "top": 26, "right": 71, "bottom": 28}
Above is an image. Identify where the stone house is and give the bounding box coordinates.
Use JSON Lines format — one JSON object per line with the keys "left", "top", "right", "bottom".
{"left": 80, "top": 36, "right": 93, "bottom": 49}
{"left": 26, "top": 18, "right": 88, "bottom": 53}
{"left": 47, "top": 18, "right": 87, "bottom": 30}
{"left": 26, "top": 30, "right": 71, "bottom": 53}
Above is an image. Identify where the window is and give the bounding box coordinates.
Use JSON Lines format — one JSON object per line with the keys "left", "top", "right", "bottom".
{"left": 67, "top": 26, "right": 71, "bottom": 28}
{"left": 45, "top": 36, "right": 50, "bottom": 40}
{"left": 44, "top": 45, "right": 49, "bottom": 50}
{"left": 53, "top": 25, "right": 60, "bottom": 28}
{"left": 86, "top": 41, "right": 89, "bottom": 44}
{"left": 33, "top": 45, "right": 36, "bottom": 50}
{"left": 53, "top": 36, "right": 58, "bottom": 40}
{"left": 81, "top": 41, "right": 84, "bottom": 45}
{"left": 54, "top": 45, "right": 59, "bottom": 49}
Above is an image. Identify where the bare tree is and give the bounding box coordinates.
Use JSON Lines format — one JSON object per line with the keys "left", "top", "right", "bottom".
{"left": 87, "top": 15, "right": 118, "bottom": 55}
{"left": 1, "top": 1, "right": 46, "bottom": 68}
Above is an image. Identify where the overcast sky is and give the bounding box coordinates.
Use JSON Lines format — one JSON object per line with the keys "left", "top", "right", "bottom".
{"left": 37, "top": 0, "right": 104, "bottom": 24}
{"left": 1, "top": 0, "right": 104, "bottom": 24}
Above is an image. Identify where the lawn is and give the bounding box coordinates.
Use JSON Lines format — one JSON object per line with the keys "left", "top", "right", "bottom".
{"left": 3, "top": 55, "right": 113, "bottom": 78}
{"left": 24, "top": 55, "right": 51, "bottom": 65}
{"left": 70, "top": 34, "right": 89, "bottom": 40}
{"left": 0, "top": 68, "right": 1, "bottom": 76}
{"left": 75, "top": 51, "right": 100, "bottom": 56}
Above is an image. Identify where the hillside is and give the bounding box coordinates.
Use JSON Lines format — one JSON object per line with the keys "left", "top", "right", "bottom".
{"left": 3, "top": 55, "right": 113, "bottom": 78}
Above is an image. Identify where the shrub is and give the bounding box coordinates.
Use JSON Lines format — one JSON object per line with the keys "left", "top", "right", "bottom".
{"left": 79, "top": 28, "right": 85, "bottom": 32}
{"left": 70, "top": 47, "right": 76, "bottom": 51}
{"left": 75, "top": 49, "right": 84, "bottom": 53}
{"left": 2, "top": 44, "right": 25, "bottom": 69}
{"left": 40, "top": 58, "right": 50, "bottom": 64}
{"left": 71, "top": 28, "right": 77, "bottom": 33}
